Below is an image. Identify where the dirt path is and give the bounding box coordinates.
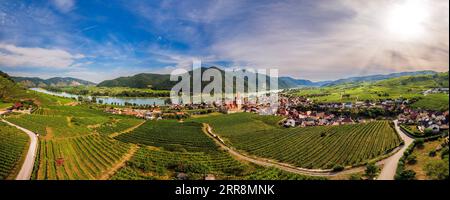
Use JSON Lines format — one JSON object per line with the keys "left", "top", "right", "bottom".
{"left": 378, "top": 120, "right": 414, "bottom": 180}
{"left": 98, "top": 145, "right": 139, "bottom": 180}
{"left": 1, "top": 119, "right": 38, "bottom": 180}
{"left": 110, "top": 121, "right": 146, "bottom": 138}
{"left": 202, "top": 122, "right": 406, "bottom": 178}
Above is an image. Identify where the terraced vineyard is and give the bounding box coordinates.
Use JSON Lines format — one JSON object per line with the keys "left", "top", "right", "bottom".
{"left": 244, "top": 167, "right": 327, "bottom": 180}
{"left": 34, "top": 134, "right": 132, "bottom": 180}
{"left": 6, "top": 105, "right": 143, "bottom": 138}
{"left": 0, "top": 121, "right": 29, "bottom": 180}
{"left": 111, "top": 147, "right": 247, "bottom": 180}
{"left": 115, "top": 121, "right": 218, "bottom": 151}
{"left": 191, "top": 113, "right": 403, "bottom": 169}
{"left": 111, "top": 120, "right": 324, "bottom": 180}
{"left": 95, "top": 118, "right": 143, "bottom": 136}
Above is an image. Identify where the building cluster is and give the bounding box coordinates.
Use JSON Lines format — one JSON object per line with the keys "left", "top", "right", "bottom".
{"left": 104, "top": 107, "right": 163, "bottom": 120}
{"left": 278, "top": 109, "right": 358, "bottom": 127}
{"left": 422, "top": 88, "right": 449, "bottom": 95}
{"left": 398, "top": 109, "right": 449, "bottom": 134}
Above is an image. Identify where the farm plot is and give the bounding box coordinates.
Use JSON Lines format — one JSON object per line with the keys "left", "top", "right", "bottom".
{"left": 0, "top": 121, "right": 29, "bottom": 180}
{"left": 115, "top": 121, "right": 218, "bottom": 152}
{"left": 34, "top": 134, "right": 131, "bottom": 180}
{"left": 191, "top": 113, "right": 402, "bottom": 169}
{"left": 6, "top": 105, "right": 143, "bottom": 138}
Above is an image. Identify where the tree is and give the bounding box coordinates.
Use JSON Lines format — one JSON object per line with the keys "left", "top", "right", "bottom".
{"left": 364, "top": 162, "right": 379, "bottom": 180}
{"left": 406, "top": 154, "right": 417, "bottom": 165}
{"left": 397, "top": 170, "right": 416, "bottom": 180}
{"left": 415, "top": 139, "right": 425, "bottom": 149}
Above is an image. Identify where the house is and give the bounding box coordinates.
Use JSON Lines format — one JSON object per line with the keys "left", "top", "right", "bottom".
{"left": 428, "top": 124, "right": 440, "bottom": 134}
{"left": 284, "top": 119, "right": 296, "bottom": 127}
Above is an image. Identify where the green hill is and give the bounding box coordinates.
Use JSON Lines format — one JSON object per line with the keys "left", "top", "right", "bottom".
{"left": 292, "top": 71, "right": 449, "bottom": 110}
{"left": 12, "top": 76, "right": 96, "bottom": 88}
{"left": 1, "top": 71, "right": 74, "bottom": 106}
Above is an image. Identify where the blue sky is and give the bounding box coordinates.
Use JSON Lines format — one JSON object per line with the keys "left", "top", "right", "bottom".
{"left": 0, "top": 0, "right": 448, "bottom": 82}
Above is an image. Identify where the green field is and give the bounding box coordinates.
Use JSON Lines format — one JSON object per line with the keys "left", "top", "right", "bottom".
{"left": 0, "top": 121, "right": 29, "bottom": 180}
{"left": 290, "top": 72, "right": 449, "bottom": 110}
{"left": 190, "top": 113, "right": 402, "bottom": 169}
{"left": 410, "top": 93, "right": 449, "bottom": 111}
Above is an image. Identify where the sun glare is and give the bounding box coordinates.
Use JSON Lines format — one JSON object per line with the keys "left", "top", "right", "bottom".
{"left": 386, "top": 0, "right": 429, "bottom": 40}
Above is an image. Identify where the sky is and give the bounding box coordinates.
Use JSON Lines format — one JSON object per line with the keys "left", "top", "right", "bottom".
{"left": 0, "top": 0, "right": 448, "bottom": 83}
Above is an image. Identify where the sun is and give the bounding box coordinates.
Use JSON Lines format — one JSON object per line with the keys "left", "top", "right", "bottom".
{"left": 385, "top": 0, "right": 429, "bottom": 40}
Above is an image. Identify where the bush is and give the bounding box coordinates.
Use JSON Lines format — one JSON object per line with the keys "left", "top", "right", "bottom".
{"left": 364, "top": 162, "right": 379, "bottom": 180}
{"left": 406, "top": 154, "right": 417, "bottom": 165}
{"left": 415, "top": 139, "right": 425, "bottom": 148}
{"left": 332, "top": 164, "right": 345, "bottom": 172}
{"left": 397, "top": 170, "right": 416, "bottom": 180}
{"left": 349, "top": 174, "right": 362, "bottom": 180}
{"left": 429, "top": 150, "right": 436, "bottom": 157}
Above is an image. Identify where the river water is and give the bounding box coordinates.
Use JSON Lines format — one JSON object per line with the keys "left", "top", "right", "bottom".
{"left": 30, "top": 88, "right": 167, "bottom": 106}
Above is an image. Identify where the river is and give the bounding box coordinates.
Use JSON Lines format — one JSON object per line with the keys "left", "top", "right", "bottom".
{"left": 30, "top": 88, "right": 168, "bottom": 106}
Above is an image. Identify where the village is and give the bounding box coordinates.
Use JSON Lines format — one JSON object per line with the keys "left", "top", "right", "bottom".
{"left": 1, "top": 89, "right": 448, "bottom": 137}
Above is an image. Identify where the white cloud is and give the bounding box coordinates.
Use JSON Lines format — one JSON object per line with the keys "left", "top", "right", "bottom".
{"left": 51, "top": 0, "right": 75, "bottom": 13}
{"left": 0, "top": 43, "right": 84, "bottom": 68}
{"left": 208, "top": 0, "right": 449, "bottom": 80}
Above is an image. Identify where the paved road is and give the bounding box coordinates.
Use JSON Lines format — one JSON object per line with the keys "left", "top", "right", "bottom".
{"left": 378, "top": 120, "right": 414, "bottom": 180}
{"left": 1, "top": 119, "right": 38, "bottom": 180}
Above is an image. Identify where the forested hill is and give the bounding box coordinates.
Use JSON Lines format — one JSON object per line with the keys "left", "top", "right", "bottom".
{"left": 12, "top": 76, "right": 96, "bottom": 88}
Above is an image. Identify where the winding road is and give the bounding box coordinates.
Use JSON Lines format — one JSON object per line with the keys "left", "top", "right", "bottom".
{"left": 1, "top": 119, "right": 38, "bottom": 180}
{"left": 378, "top": 120, "right": 414, "bottom": 180}
{"left": 203, "top": 120, "right": 414, "bottom": 179}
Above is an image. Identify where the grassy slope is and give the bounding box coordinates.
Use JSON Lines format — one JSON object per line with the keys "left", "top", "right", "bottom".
{"left": 292, "top": 72, "right": 449, "bottom": 110}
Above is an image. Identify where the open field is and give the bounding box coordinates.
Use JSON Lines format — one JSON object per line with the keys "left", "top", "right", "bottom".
{"left": 190, "top": 113, "right": 403, "bottom": 169}
{"left": 0, "top": 121, "right": 29, "bottom": 180}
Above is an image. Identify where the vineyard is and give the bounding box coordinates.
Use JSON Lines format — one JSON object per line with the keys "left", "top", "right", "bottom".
{"left": 111, "top": 120, "right": 323, "bottom": 180}
{"left": 111, "top": 147, "right": 247, "bottom": 180}
{"left": 244, "top": 167, "right": 327, "bottom": 180}
{"left": 34, "top": 134, "right": 132, "bottom": 180}
{"left": 6, "top": 105, "right": 143, "bottom": 138}
{"left": 0, "top": 121, "right": 29, "bottom": 180}
{"left": 115, "top": 121, "right": 218, "bottom": 152}
{"left": 191, "top": 113, "right": 403, "bottom": 169}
